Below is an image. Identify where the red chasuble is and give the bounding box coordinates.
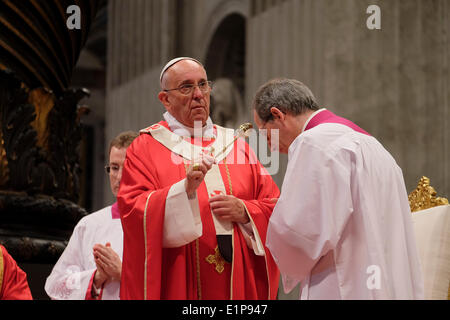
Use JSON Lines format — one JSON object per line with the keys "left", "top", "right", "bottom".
{"left": 118, "top": 121, "right": 280, "bottom": 300}
{"left": 0, "top": 245, "right": 32, "bottom": 300}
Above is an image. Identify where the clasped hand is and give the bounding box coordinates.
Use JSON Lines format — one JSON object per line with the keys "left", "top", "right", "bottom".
{"left": 93, "top": 242, "right": 122, "bottom": 288}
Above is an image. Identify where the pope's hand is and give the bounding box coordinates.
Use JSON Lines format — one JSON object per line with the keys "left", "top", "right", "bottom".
{"left": 209, "top": 194, "right": 250, "bottom": 224}
{"left": 185, "top": 154, "right": 215, "bottom": 198}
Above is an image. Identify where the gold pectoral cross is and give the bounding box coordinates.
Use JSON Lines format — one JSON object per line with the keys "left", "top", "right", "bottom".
{"left": 205, "top": 246, "right": 226, "bottom": 274}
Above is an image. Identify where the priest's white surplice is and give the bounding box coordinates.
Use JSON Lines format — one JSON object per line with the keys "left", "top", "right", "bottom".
{"left": 266, "top": 123, "right": 424, "bottom": 299}
{"left": 45, "top": 205, "right": 123, "bottom": 300}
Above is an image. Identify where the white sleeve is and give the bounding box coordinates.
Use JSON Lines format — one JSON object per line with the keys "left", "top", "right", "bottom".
{"left": 266, "top": 140, "right": 353, "bottom": 290}
{"left": 238, "top": 209, "right": 265, "bottom": 256}
{"left": 163, "top": 179, "right": 265, "bottom": 255}
{"left": 44, "top": 221, "right": 96, "bottom": 300}
{"left": 162, "top": 179, "right": 203, "bottom": 248}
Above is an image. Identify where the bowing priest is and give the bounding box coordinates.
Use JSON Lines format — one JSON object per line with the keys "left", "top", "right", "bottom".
{"left": 117, "top": 57, "right": 280, "bottom": 300}
{"left": 253, "top": 78, "right": 424, "bottom": 299}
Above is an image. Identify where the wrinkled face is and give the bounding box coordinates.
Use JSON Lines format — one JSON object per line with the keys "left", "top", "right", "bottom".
{"left": 158, "top": 60, "right": 210, "bottom": 127}
{"left": 108, "top": 146, "right": 127, "bottom": 197}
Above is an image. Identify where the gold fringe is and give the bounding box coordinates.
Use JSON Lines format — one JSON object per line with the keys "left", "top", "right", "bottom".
{"left": 196, "top": 238, "right": 202, "bottom": 300}
{"left": 143, "top": 191, "right": 155, "bottom": 300}
{"left": 184, "top": 162, "right": 202, "bottom": 299}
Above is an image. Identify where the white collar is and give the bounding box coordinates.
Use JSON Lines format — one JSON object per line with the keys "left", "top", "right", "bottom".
{"left": 163, "top": 111, "right": 216, "bottom": 138}
{"left": 301, "top": 108, "right": 327, "bottom": 133}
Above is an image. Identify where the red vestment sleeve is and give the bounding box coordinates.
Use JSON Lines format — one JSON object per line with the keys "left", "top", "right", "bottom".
{"left": 238, "top": 197, "right": 280, "bottom": 299}
{"left": 237, "top": 163, "right": 280, "bottom": 300}
{"left": 0, "top": 245, "right": 33, "bottom": 300}
{"left": 118, "top": 134, "right": 173, "bottom": 299}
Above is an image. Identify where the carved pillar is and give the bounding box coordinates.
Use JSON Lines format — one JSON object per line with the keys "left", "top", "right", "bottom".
{"left": 0, "top": 0, "right": 101, "bottom": 270}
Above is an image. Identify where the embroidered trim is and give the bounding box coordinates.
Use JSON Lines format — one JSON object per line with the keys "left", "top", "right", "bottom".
{"left": 205, "top": 246, "right": 226, "bottom": 274}
{"left": 143, "top": 123, "right": 235, "bottom": 163}
{"left": 230, "top": 230, "right": 235, "bottom": 300}
{"left": 143, "top": 191, "right": 155, "bottom": 300}
{"left": 223, "top": 159, "right": 236, "bottom": 299}
{"left": 240, "top": 201, "right": 272, "bottom": 299}
{"left": 184, "top": 163, "right": 202, "bottom": 300}
{"left": 224, "top": 160, "right": 233, "bottom": 196}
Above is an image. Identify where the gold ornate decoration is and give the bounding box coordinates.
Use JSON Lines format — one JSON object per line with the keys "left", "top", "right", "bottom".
{"left": 142, "top": 191, "right": 155, "bottom": 300}
{"left": 214, "top": 122, "right": 253, "bottom": 159}
{"left": 0, "top": 0, "right": 101, "bottom": 269}
{"left": 224, "top": 160, "right": 233, "bottom": 196}
{"left": 206, "top": 245, "right": 226, "bottom": 274}
{"left": 196, "top": 239, "right": 202, "bottom": 299}
{"left": 28, "top": 87, "right": 54, "bottom": 150}
{"left": 238, "top": 122, "right": 254, "bottom": 134}
{"left": 408, "top": 176, "right": 449, "bottom": 212}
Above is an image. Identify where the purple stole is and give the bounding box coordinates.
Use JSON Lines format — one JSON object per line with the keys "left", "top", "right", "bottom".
{"left": 304, "top": 110, "right": 370, "bottom": 136}
{"left": 111, "top": 202, "right": 120, "bottom": 219}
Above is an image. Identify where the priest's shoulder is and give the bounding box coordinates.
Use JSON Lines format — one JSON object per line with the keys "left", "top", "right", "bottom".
{"left": 134, "top": 121, "right": 169, "bottom": 146}
{"left": 299, "top": 124, "right": 350, "bottom": 149}
{"left": 139, "top": 121, "right": 169, "bottom": 135}
{"left": 77, "top": 205, "right": 112, "bottom": 226}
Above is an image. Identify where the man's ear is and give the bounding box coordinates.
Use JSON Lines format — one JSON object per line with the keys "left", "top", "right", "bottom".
{"left": 270, "top": 107, "right": 285, "bottom": 121}
{"left": 158, "top": 91, "right": 170, "bottom": 111}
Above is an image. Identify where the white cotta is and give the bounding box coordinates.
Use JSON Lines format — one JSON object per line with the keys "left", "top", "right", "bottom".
{"left": 45, "top": 206, "right": 123, "bottom": 300}
{"left": 266, "top": 122, "right": 424, "bottom": 299}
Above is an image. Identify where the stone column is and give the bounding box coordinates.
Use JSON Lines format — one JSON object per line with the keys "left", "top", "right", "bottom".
{"left": 105, "top": 0, "right": 178, "bottom": 204}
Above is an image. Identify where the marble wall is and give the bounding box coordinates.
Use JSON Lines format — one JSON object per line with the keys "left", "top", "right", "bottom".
{"left": 105, "top": 0, "right": 176, "bottom": 203}
{"left": 246, "top": 0, "right": 449, "bottom": 198}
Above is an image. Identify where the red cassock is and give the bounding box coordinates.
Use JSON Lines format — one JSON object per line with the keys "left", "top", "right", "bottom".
{"left": 0, "top": 245, "right": 33, "bottom": 300}
{"left": 118, "top": 121, "right": 280, "bottom": 300}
